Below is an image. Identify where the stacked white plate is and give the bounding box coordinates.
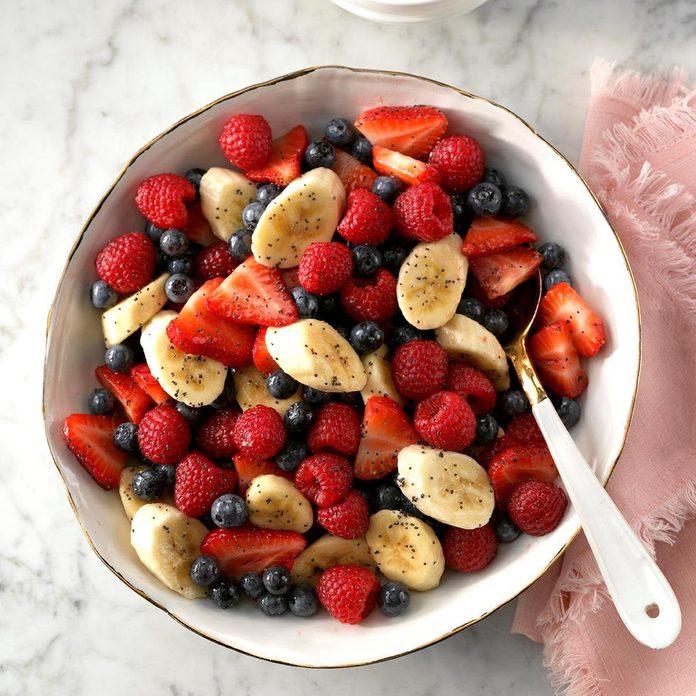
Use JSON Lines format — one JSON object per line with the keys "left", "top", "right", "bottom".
{"left": 329, "top": 0, "right": 489, "bottom": 23}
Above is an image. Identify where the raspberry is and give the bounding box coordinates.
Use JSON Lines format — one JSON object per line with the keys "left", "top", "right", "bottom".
{"left": 252, "top": 327, "right": 278, "bottom": 375}
{"left": 294, "top": 452, "right": 353, "bottom": 508}
{"left": 391, "top": 340, "right": 448, "bottom": 401}
{"left": 195, "top": 408, "right": 240, "bottom": 459}
{"left": 316, "top": 565, "right": 380, "bottom": 624}
{"left": 135, "top": 173, "right": 195, "bottom": 229}
{"left": 308, "top": 402, "right": 361, "bottom": 456}
{"left": 507, "top": 480, "right": 567, "bottom": 536}
{"left": 174, "top": 451, "right": 238, "bottom": 517}
{"left": 218, "top": 114, "right": 273, "bottom": 171}
{"left": 298, "top": 242, "right": 353, "bottom": 296}
{"left": 445, "top": 363, "right": 496, "bottom": 415}
{"left": 337, "top": 189, "right": 394, "bottom": 245}
{"left": 194, "top": 241, "right": 237, "bottom": 281}
{"left": 393, "top": 182, "right": 453, "bottom": 242}
{"left": 340, "top": 268, "right": 398, "bottom": 323}
{"left": 506, "top": 413, "right": 545, "bottom": 446}
{"left": 95, "top": 232, "right": 156, "bottom": 294}
{"left": 443, "top": 524, "right": 497, "bottom": 572}
{"left": 317, "top": 490, "right": 369, "bottom": 539}
{"left": 137, "top": 405, "right": 191, "bottom": 465}
{"left": 427, "top": 135, "right": 485, "bottom": 192}
{"left": 414, "top": 391, "right": 476, "bottom": 451}
{"left": 233, "top": 405, "right": 286, "bottom": 460}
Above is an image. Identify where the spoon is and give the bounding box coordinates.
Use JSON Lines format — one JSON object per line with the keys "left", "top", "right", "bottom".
{"left": 503, "top": 272, "right": 682, "bottom": 649}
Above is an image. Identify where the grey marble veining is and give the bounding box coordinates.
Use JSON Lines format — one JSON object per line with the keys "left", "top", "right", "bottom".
{"left": 1, "top": 0, "right": 695, "bottom": 693}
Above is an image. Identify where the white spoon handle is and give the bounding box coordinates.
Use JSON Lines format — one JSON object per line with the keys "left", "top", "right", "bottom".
{"left": 532, "top": 397, "right": 681, "bottom": 649}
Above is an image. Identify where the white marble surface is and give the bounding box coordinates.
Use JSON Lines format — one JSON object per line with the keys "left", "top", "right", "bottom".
{"left": 2, "top": 0, "right": 695, "bottom": 693}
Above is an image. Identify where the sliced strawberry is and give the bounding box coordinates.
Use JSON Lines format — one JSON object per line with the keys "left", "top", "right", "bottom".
{"left": 488, "top": 443, "right": 558, "bottom": 505}
{"left": 245, "top": 125, "right": 308, "bottom": 186}
{"left": 166, "top": 278, "right": 255, "bottom": 367}
{"left": 280, "top": 268, "right": 300, "bottom": 289}
{"left": 201, "top": 527, "right": 306, "bottom": 577}
{"left": 355, "top": 105, "right": 448, "bottom": 159}
{"left": 95, "top": 365, "right": 153, "bottom": 423}
{"left": 332, "top": 149, "right": 377, "bottom": 193}
{"left": 251, "top": 327, "right": 278, "bottom": 375}
{"left": 63, "top": 414, "right": 127, "bottom": 489}
{"left": 468, "top": 246, "right": 543, "bottom": 299}
{"left": 538, "top": 282, "right": 606, "bottom": 357}
{"left": 465, "top": 274, "right": 511, "bottom": 309}
{"left": 130, "top": 364, "right": 171, "bottom": 405}
{"left": 233, "top": 454, "right": 293, "bottom": 494}
{"left": 207, "top": 257, "right": 298, "bottom": 327}
{"left": 372, "top": 146, "right": 439, "bottom": 187}
{"left": 461, "top": 217, "right": 538, "bottom": 257}
{"left": 183, "top": 201, "right": 218, "bottom": 246}
{"left": 528, "top": 322, "right": 588, "bottom": 398}
{"left": 475, "top": 433, "right": 520, "bottom": 469}
{"left": 354, "top": 396, "right": 418, "bottom": 480}
{"left": 506, "top": 413, "right": 545, "bottom": 446}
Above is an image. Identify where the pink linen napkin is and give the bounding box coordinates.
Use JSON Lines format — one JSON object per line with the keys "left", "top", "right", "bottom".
{"left": 511, "top": 59, "right": 696, "bottom": 696}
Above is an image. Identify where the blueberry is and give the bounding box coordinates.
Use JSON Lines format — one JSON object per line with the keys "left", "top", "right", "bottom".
{"left": 544, "top": 269, "right": 572, "bottom": 291}
{"left": 390, "top": 324, "right": 422, "bottom": 350}
{"left": 475, "top": 413, "right": 499, "bottom": 445}
{"left": 145, "top": 222, "right": 166, "bottom": 244}
{"left": 167, "top": 255, "right": 193, "bottom": 276}
{"left": 211, "top": 493, "right": 248, "bottom": 528}
{"left": 378, "top": 581, "right": 410, "bottom": 617}
{"left": 257, "top": 593, "right": 288, "bottom": 616}
{"left": 556, "top": 397, "right": 581, "bottom": 428}
{"left": 338, "top": 391, "right": 363, "bottom": 409}
{"left": 372, "top": 484, "right": 404, "bottom": 512}
{"left": 266, "top": 368, "right": 299, "bottom": 399}
{"left": 210, "top": 370, "right": 236, "bottom": 409}
{"left": 450, "top": 193, "right": 474, "bottom": 234}
{"left": 113, "top": 422, "right": 139, "bottom": 452}
{"left": 262, "top": 566, "right": 292, "bottom": 595}
{"left": 350, "top": 135, "right": 372, "bottom": 163}
{"left": 457, "top": 297, "right": 485, "bottom": 323}
{"left": 501, "top": 390, "right": 529, "bottom": 417}
{"left": 302, "top": 386, "right": 331, "bottom": 405}
{"left": 467, "top": 182, "right": 503, "bottom": 217}
{"left": 88, "top": 388, "right": 114, "bottom": 415}
{"left": 381, "top": 243, "right": 408, "bottom": 274}
{"left": 185, "top": 167, "right": 206, "bottom": 193}
{"left": 104, "top": 343, "right": 134, "bottom": 373}
{"left": 189, "top": 555, "right": 220, "bottom": 587}
{"left": 256, "top": 183, "right": 282, "bottom": 207}
{"left": 288, "top": 584, "right": 319, "bottom": 617}
{"left": 132, "top": 468, "right": 166, "bottom": 501}
{"left": 483, "top": 168, "right": 507, "bottom": 189}
{"left": 352, "top": 245, "right": 383, "bottom": 277}
{"left": 90, "top": 280, "right": 118, "bottom": 309}
{"left": 283, "top": 402, "right": 314, "bottom": 433}
{"left": 350, "top": 321, "right": 384, "bottom": 354}
{"left": 304, "top": 140, "right": 335, "bottom": 169}
{"left": 175, "top": 402, "right": 203, "bottom": 425}
{"left": 334, "top": 324, "right": 351, "bottom": 341}
{"left": 209, "top": 576, "right": 241, "bottom": 609}
{"left": 240, "top": 572, "right": 265, "bottom": 599}
{"left": 325, "top": 117, "right": 355, "bottom": 147}
{"left": 494, "top": 516, "right": 521, "bottom": 543}
{"left": 276, "top": 439, "right": 311, "bottom": 472}
{"left": 483, "top": 309, "right": 509, "bottom": 336}
{"left": 159, "top": 228, "right": 189, "bottom": 257}
{"left": 290, "top": 286, "right": 320, "bottom": 318}
{"left": 242, "top": 201, "right": 265, "bottom": 231}
{"left": 319, "top": 293, "right": 340, "bottom": 319}
{"left": 228, "top": 229, "right": 253, "bottom": 261}
{"left": 165, "top": 274, "right": 195, "bottom": 303}
{"left": 154, "top": 463, "right": 176, "bottom": 490}
{"left": 371, "top": 176, "right": 401, "bottom": 204}
{"left": 538, "top": 242, "right": 566, "bottom": 271}
{"left": 502, "top": 186, "right": 529, "bottom": 217}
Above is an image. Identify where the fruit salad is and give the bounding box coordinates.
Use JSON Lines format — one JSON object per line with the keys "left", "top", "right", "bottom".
{"left": 63, "top": 105, "right": 606, "bottom": 624}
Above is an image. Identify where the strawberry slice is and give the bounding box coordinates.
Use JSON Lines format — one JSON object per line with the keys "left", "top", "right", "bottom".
{"left": 468, "top": 246, "right": 543, "bottom": 299}
{"left": 63, "top": 414, "right": 128, "bottom": 489}
{"left": 355, "top": 105, "right": 448, "bottom": 159}
{"left": 245, "top": 125, "right": 308, "bottom": 186}
{"left": 166, "top": 278, "right": 255, "bottom": 367}
{"left": 372, "top": 146, "right": 439, "bottom": 187}
{"left": 183, "top": 201, "right": 218, "bottom": 247}
{"left": 528, "top": 322, "right": 588, "bottom": 398}
{"left": 475, "top": 433, "right": 520, "bottom": 469}
{"left": 251, "top": 327, "right": 279, "bottom": 375}
{"left": 332, "top": 149, "right": 377, "bottom": 193}
{"left": 233, "top": 454, "right": 294, "bottom": 494}
{"left": 280, "top": 268, "right": 300, "bottom": 289}
{"left": 538, "top": 282, "right": 606, "bottom": 357}
{"left": 207, "top": 257, "right": 298, "bottom": 327}
{"left": 354, "top": 396, "right": 418, "bottom": 480}
{"left": 506, "top": 413, "right": 545, "bottom": 446}
{"left": 461, "top": 217, "right": 538, "bottom": 257}
{"left": 488, "top": 442, "right": 558, "bottom": 505}
{"left": 95, "top": 365, "right": 153, "bottom": 423}
{"left": 465, "top": 274, "right": 511, "bottom": 309}
{"left": 130, "top": 364, "right": 171, "bottom": 405}
{"left": 201, "top": 527, "right": 306, "bottom": 577}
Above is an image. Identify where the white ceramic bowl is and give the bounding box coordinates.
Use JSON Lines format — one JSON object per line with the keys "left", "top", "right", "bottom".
{"left": 43, "top": 66, "right": 640, "bottom": 667}
{"left": 329, "top": 0, "right": 489, "bottom": 23}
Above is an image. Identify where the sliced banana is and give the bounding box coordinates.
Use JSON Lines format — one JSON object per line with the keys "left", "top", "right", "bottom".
{"left": 251, "top": 168, "right": 345, "bottom": 268}
{"left": 130, "top": 503, "right": 208, "bottom": 599}
{"left": 233, "top": 365, "right": 302, "bottom": 416}
{"left": 360, "top": 345, "right": 404, "bottom": 405}
{"left": 397, "top": 444, "right": 494, "bottom": 529}
{"left": 140, "top": 311, "right": 227, "bottom": 407}
{"left": 245, "top": 474, "right": 313, "bottom": 533}
{"left": 435, "top": 313, "right": 510, "bottom": 391}
{"left": 119, "top": 466, "right": 175, "bottom": 521}
{"left": 199, "top": 167, "right": 256, "bottom": 242}
{"left": 291, "top": 534, "right": 377, "bottom": 586}
{"left": 366, "top": 509, "right": 444, "bottom": 591}
{"left": 265, "top": 319, "right": 366, "bottom": 393}
{"left": 397, "top": 233, "right": 468, "bottom": 330}
{"left": 101, "top": 273, "right": 169, "bottom": 347}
